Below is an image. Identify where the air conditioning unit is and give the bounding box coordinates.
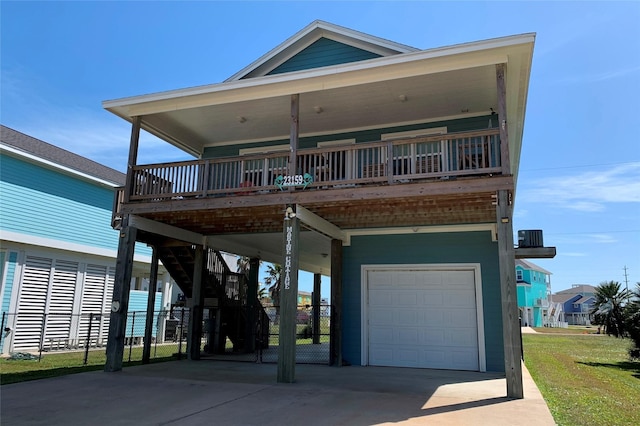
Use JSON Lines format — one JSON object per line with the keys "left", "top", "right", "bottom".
{"left": 518, "top": 230, "right": 543, "bottom": 248}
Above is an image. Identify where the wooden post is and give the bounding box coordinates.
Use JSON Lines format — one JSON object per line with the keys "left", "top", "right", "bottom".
{"left": 312, "top": 273, "right": 321, "bottom": 344}
{"left": 496, "top": 189, "right": 523, "bottom": 398}
{"left": 105, "top": 223, "right": 137, "bottom": 372}
{"left": 187, "top": 246, "right": 205, "bottom": 360}
{"left": 289, "top": 94, "right": 299, "bottom": 176}
{"left": 496, "top": 64, "right": 511, "bottom": 175}
{"left": 124, "top": 116, "right": 141, "bottom": 203}
{"left": 245, "top": 257, "right": 260, "bottom": 352}
{"left": 142, "top": 246, "right": 159, "bottom": 364}
{"left": 278, "top": 205, "right": 299, "bottom": 383}
{"left": 330, "top": 238, "right": 342, "bottom": 367}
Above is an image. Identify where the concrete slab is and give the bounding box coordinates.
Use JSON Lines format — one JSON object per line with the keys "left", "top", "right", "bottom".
{"left": 1, "top": 361, "right": 555, "bottom": 425}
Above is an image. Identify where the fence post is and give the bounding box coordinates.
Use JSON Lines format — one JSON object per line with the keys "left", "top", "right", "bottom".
{"left": 177, "top": 309, "right": 185, "bottom": 360}
{"left": 0, "top": 312, "right": 6, "bottom": 350}
{"left": 84, "top": 313, "right": 94, "bottom": 365}
{"left": 38, "top": 313, "right": 47, "bottom": 362}
{"left": 128, "top": 311, "right": 135, "bottom": 362}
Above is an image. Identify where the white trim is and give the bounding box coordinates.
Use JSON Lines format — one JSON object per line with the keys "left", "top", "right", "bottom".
{"left": 295, "top": 205, "right": 347, "bottom": 242}
{"left": 343, "top": 224, "right": 496, "bottom": 246}
{"left": 0, "top": 144, "right": 122, "bottom": 188}
{"left": 381, "top": 127, "right": 447, "bottom": 140}
{"left": 239, "top": 144, "right": 289, "bottom": 155}
{"left": 360, "top": 263, "right": 486, "bottom": 372}
{"left": 317, "top": 138, "right": 356, "bottom": 147}
{"left": 0, "top": 230, "right": 152, "bottom": 264}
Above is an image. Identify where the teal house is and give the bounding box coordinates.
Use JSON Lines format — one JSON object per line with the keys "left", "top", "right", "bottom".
{"left": 0, "top": 126, "right": 173, "bottom": 354}
{"left": 103, "top": 21, "right": 536, "bottom": 398}
{"left": 515, "top": 259, "right": 552, "bottom": 327}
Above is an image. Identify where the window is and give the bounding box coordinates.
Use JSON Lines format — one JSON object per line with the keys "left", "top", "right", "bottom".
{"left": 516, "top": 269, "right": 523, "bottom": 281}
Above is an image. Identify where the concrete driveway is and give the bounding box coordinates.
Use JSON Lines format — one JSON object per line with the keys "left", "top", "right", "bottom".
{"left": 1, "top": 361, "right": 555, "bottom": 425}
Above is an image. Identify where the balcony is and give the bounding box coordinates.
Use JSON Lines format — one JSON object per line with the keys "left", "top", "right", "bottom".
{"left": 535, "top": 298, "right": 550, "bottom": 308}
{"left": 113, "top": 128, "right": 509, "bottom": 237}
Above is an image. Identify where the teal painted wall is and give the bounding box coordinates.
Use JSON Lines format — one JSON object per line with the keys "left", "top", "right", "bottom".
{"left": 203, "top": 114, "right": 496, "bottom": 158}
{"left": 0, "top": 154, "right": 152, "bottom": 257}
{"left": 125, "top": 290, "right": 163, "bottom": 337}
{"left": 342, "top": 231, "right": 505, "bottom": 372}
{"left": 0, "top": 252, "right": 17, "bottom": 352}
{"left": 266, "top": 38, "right": 381, "bottom": 75}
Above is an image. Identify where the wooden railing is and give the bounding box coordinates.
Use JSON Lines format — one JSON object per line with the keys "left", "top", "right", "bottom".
{"left": 121, "top": 128, "right": 500, "bottom": 202}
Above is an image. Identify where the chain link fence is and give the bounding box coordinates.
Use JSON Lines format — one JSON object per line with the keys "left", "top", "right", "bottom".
{"left": 0, "top": 309, "right": 190, "bottom": 366}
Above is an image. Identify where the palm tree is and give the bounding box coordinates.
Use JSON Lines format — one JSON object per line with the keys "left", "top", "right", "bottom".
{"left": 264, "top": 263, "right": 282, "bottom": 319}
{"left": 591, "top": 281, "right": 631, "bottom": 338}
{"left": 624, "top": 283, "right": 640, "bottom": 358}
{"left": 236, "top": 256, "right": 251, "bottom": 274}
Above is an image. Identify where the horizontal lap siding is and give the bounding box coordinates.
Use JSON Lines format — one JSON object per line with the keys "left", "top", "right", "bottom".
{"left": 342, "top": 231, "right": 504, "bottom": 372}
{"left": 1, "top": 155, "right": 117, "bottom": 250}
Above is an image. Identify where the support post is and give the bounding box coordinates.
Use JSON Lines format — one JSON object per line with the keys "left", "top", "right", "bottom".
{"left": 278, "top": 205, "right": 299, "bottom": 383}
{"left": 124, "top": 116, "right": 141, "bottom": 203}
{"left": 312, "top": 273, "right": 321, "bottom": 344}
{"left": 288, "top": 94, "right": 299, "bottom": 176}
{"left": 330, "top": 239, "right": 342, "bottom": 367}
{"left": 496, "top": 64, "right": 511, "bottom": 175}
{"left": 142, "top": 246, "right": 159, "bottom": 364}
{"left": 496, "top": 189, "right": 523, "bottom": 398}
{"left": 187, "top": 246, "right": 205, "bottom": 360}
{"left": 105, "top": 223, "right": 137, "bottom": 372}
{"left": 245, "top": 257, "right": 259, "bottom": 352}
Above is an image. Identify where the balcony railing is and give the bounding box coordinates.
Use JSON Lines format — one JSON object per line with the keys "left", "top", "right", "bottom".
{"left": 120, "top": 129, "right": 501, "bottom": 204}
{"left": 535, "top": 298, "right": 550, "bottom": 308}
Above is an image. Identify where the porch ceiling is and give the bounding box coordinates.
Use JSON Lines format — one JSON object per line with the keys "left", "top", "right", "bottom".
{"left": 128, "top": 187, "right": 499, "bottom": 274}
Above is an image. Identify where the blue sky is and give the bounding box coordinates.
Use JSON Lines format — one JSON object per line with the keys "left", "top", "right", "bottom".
{"left": 2, "top": 1, "right": 639, "bottom": 296}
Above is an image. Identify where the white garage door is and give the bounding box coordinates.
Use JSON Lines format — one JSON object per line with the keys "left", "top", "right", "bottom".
{"left": 366, "top": 267, "right": 481, "bottom": 371}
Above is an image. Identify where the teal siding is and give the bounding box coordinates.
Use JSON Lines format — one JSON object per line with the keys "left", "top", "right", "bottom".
{"left": 342, "top": 231, "right": 504, "bottom": 372}
{"left": 265, "top": 38, "right": 381, "bottom": 76}
{"left": 0, "top": 154, "right": 152, "bottom": 257}
{"left": 203, "top": 115, "right": 497, "bottom": 158}
{"left": 0, "top": 252, "right": 17, "bottom": 352}
{"left": 126, "top": 290, "right": 163, "bottom": 337}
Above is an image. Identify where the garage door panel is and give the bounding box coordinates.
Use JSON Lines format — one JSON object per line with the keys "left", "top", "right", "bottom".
{"left": 367, "top": 268, "right": 479, "bottom": 371}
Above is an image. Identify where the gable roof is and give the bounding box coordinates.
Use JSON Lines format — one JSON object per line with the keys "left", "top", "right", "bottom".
{"left": 555, "top": 284, "right": 597, "bottom": 295}
{"left": 226, "top": 20, "right": 418, "bottom": 81}
{"left": 0, "top": 125, "right": 125, "bottom": 186}
{"left": 515, "top": 259, "right": 552, "bottom": 275}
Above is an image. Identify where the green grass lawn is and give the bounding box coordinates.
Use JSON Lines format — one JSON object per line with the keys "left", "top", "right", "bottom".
{"left": 523, "top": 333, "right": 640, "bottom": 426}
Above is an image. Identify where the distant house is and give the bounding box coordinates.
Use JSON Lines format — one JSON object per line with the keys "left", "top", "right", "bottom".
{"left": 515, "top": 259, "right": 551, "bottom": 327}
{"left": 0, "top": 126, "right": 174, "bottom": 354}
{"left": 552, "top": 285, "right": 596, "bottom": 325}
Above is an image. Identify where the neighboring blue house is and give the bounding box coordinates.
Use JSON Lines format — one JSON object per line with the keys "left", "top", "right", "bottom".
{"left": 103, "top": 21, "right": 537, "bottom": 396}
{"left": 553, "top": 285, "right": 596, "bottom": 325}
{"left": 515, "top": 259, "right": 551, "bottom": 327}
{"left": 0, "top": 126, "right": 173, "bottom": 354}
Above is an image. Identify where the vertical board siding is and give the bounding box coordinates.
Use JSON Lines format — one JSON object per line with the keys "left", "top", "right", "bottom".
{"left": 267, "top": 38, "right": 381, "bottom": 75}
{"left": 342, "top": 231, "right": 504, "bottom": 372}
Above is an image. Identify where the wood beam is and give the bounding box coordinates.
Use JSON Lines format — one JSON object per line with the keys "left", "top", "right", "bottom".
{"left": 330, "top": 238, "right": 342, "bottom": 367}
{"left": 496, "top": 64, "right": 511, "bottom": 174}
{"left": 105, "top": 224, "right": 137, "bottom": 372}
{"left": 289, "top": 94, "right": 299, "bottom": 176}
{"left": 295, "top": 205, "right": 347, "bottom": 242}
{"left": 515, "top": 247, "right": 557, "bottom": 259}
{"left": 312, "top": 273, "right": 321, "bottom": 345}
{"left": 187, "top": 246, "right": 204, "bottom": 360}
{"left": 278, "top": 205, "right": 299, "bottom": 383}
{"left": 245, "top": 257, "right": 260, "bottom": 353}
{"left": 124, "top": 116, "right": 141, "bottom": 203}
{"left": 142, "top": 246, "right": 159, "bottom": 364}
{"left": 129, "top": 215, "right": 206, "bottom": 246}
{"left": 496, "top": 189, "right": 523, "bottom": 398}
{"left": 121, "top": 175, "right": 515, "bottom": 214}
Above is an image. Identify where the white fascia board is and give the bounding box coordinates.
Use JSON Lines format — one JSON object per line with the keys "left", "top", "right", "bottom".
{"left": 0, "top": 144, "right": 121, "bottom": 188}
{"left": 0, "top": 230, "right": 153, "bottom": 264}
{"left": 343, "top": 223, "right": 497, "bottom": 246}
{"left": 103, "top": 33, "right": 534, "bottom": 117}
